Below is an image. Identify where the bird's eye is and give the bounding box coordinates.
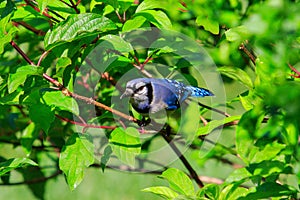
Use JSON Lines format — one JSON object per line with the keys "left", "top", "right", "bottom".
{"left": 135, "top": 85, "right": 145, "bottom": 93}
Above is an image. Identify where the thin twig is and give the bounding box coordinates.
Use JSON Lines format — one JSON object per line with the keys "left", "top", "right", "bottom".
{"left": 12, "top": 21, "right": 45, "bottom": 36}
{"left": 37, "top": 51, "right": 50, "bottom": 66}
{"left": 288, "top": 63, "right": 300, "bottom": 78}
{"left": 69, "top": 0, "right": 80, "bottom": 14}
{"left": 197, "top": 101, "right": 230, "bottom": 117}
{"left": 56, "top": 114, "right": 116, "bottom": 130}
{"left": 239, "top": 42, "right": 256, "bottom": 68}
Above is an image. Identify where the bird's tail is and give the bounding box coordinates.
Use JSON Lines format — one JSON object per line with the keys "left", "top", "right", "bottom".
{"left": 186, "top": 86, "right": 214, "bottom": 97}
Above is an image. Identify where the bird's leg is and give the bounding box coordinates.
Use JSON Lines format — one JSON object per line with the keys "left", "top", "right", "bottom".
{"left": 138, "top": 116, "right": 151, "bottom": 127}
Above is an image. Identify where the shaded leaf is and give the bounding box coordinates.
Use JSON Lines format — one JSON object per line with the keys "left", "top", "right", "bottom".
{"left": 29, "top": 103, "right": 55, "bottom": 134}
{"left": 238, "top": 182, "right": 297, "bottom": 199}
{"left": 21, "top": 122, "right": 39, "bottom": 155}
{"left": 218, "top": 66, "right": 253, "bottom": 89}
{"left": 236, "top": 109, "right": 265, "bottom": 164}
{"left": 100, "top": 145, "right": 112, "bottom": 172}
{"left": 59, "top": 133, "right": 94, "bottom": 190}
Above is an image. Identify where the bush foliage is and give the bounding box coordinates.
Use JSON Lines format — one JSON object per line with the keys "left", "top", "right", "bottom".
{"left": 0, "top": 0, "right": 299, "bottom": 199}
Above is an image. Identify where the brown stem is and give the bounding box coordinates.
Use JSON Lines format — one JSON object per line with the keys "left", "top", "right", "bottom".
{"left": 10, "top": 40, "right": 34, "bottom": 65}
{"left": 12, "top": 21, "right": 45, "bottom": 36}
{"left": 69, "top": 0, "right": 80, "bottom": 14}
{"left": 239, "top": 42, "right": 256, "bottom": 68}
{"left": 24, "top": 0, "right": 60, "bottom": 23}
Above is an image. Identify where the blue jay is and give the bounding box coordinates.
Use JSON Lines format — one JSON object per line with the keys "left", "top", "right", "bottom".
{"left": 120, "top": 78, "right": 214, "bottom": 115}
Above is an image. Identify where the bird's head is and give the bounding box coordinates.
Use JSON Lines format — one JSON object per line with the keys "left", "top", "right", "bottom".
{"left": 120, "top": 78, "right": 151, "bottom": 100}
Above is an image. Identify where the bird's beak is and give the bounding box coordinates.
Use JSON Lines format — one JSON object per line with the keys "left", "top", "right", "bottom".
{"left": 120, "top": 89, "right": 132, "bottom": 99}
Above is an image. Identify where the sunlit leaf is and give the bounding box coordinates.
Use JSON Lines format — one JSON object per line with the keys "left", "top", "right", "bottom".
{"left": 59, "top": 133, "right": 94, "bottom": 190}
{"left": 196, "top": 16, "right": 219, "bottom": 35}
{"left": 44, "top": 13, "right": 117, "bottom": 50}
{"left": 142, "top": 186, "right": 179, "bottom": 199}
{"left": 8, "top": 65, "right": 43, "bottom": 93}
{"left": 135, "top": 10, "right": 172, "bottom": 30}
{"left": 197, "top": 115, "right": 241, "bottom": 136}
{"left": 41, "top": 90, "right": 79, "bottom": 116}
{"left": 159, "top": 168, "right": 195, "bottom": 196}
{"left": 0, "top": 158, "right": 37, "bottom": 176}
{"left": 109, "top": 127, "right": 141, "bottom": 167}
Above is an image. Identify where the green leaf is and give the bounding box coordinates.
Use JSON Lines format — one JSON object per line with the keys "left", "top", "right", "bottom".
{"left": 0, "top": 158, "right": 38, "bottom": 176}
{"left": 41, "top": 90, "right": 79, "bottom": 115}
{"left": 225, "top": 168, "right": 252, "bottom": 183}
{"left": 225, "top": 26, "right": 250, "bottom": 42}
{"left": 109, "top": 127, "right": 141, "bottom": 167}
{"left": 122, "top": 16, "right": 148, "bottom": 32}
{"left": 250, "top": 141, "right": 286, "bottom": 163}
{"left": 100, "top": 145, "right": 112, "bottom": 172}
{"left": 8, "top": 65, "right": 43, "bottom": 93}
{"left": 101, "top": 34, "right": 134, "bottom": 53}
{"left": 135, "top": 10, "right": 172, "bottom": 30}
{"left": 196, "top": 16, "right": 219, "bottom": 35}
{"left": 59, "top": 133, "right": 94, "bottom": 190}
{"left": 219, "top": 184, "right": 249, "bottom": 200}
{"left": 160, "top": 168, "right": 195, "bottom": 196}
{"left": 0, "top": 27, "right": 17, "bottom": 54}
{"left": 54, "top": 57, "right": 72, "bottom": 78}
{"left": 236, "top": 109, "right": 265, "bottom": 164}
{"left": 217, "top": 66, "right": 253, "bottom": 89}
{"left": 44, "top": 13, "right": 117, "bottom": 50}
{"left": 0, "top": 0, "right": 16, "bottom": 19}
{"left": 142, "top": 186, "right": 179, "bottom": 199}
{"left": 135, "top": 0, "right": 168, "bottom": 13}
{"left": 197, "top": 115, "right": 241, "bottom": 136}
{"left": 21, "top": 122, "right": 39, "bottom": 155}
{"left": 29, "top": 103, "right": 55, "bottom": 134}
{"left": 197, "top": 184, "right": 220, "bottom": 199}
{"left": 238, "top": 182, "right": 297, "bottom": 199}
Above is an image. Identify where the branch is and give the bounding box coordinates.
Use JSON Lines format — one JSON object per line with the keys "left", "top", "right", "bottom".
{"left": 161, "top": 128, "right": 204, "bottom": 188}
{"left": 289, "top": 63, "right": 300, "bottom": 78}
{"left": 12, "top": 21, "right": 45, "bottom": 36}
{"left": 0, "top": 170, "right": 62, "bottom": 186}
{"left": 10, "top": 40, "right": 140, "bottom": 125}
{"left": 10, "top": 40, "right": 34, "bottom": 65}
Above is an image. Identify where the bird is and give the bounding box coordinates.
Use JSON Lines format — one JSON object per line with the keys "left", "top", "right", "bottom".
{"left": 120, "top": 78, "right": 214, "bottom": 115}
